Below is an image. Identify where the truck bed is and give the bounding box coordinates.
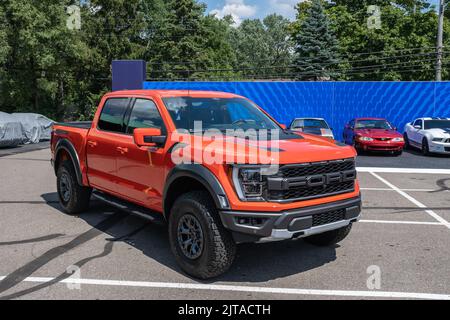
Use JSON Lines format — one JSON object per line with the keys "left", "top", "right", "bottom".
{"left": 55, "top": 121, "right": 92, "bottom": 129}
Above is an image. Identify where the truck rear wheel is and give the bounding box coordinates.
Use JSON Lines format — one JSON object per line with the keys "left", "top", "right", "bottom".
{"left": 57, "top": 160, "right": 92, "bottom": 214}
{"left": 168, "top": 191, "right": 236, "bottom": 279}
{"left": 304, "top": 224, "right": 353, "bottom": 247}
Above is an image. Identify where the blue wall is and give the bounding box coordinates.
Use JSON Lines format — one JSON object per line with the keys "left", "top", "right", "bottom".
{"left": 143, "top": 81, "right": 450, "bottom": 140}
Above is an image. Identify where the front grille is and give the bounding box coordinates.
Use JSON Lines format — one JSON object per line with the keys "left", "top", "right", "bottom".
{"left": 374, "top": 138, "right": 391, "bottom": 141}
{"left": 269, "top": 181, "right": 355, "bottom": 201}
{"left": 279, "top": 159, "right": 355, "bottom": 178}
{"left": 267, "top": 159, "right": 356, "bottom": 202}
{"left": 312, "top": 209, "right": 346, "bottom": 227}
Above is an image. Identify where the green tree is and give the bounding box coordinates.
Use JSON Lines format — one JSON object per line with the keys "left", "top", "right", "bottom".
{"left": 77, "top": 0, "right": 150, "bottom": 118}
{"left": 0, "top": 0, "right": 89, "bottom": 119}
{"left": 292, "top": 0, "right": 340, "bottom": 80}
{"left": 230, "top": 14, "right": 294, "bottom": 79}
{"left": 147, "top": 0, "right": 237, "bottom": 81}
{"left": 327, "top": 1, "right": 445, "bottom": 80}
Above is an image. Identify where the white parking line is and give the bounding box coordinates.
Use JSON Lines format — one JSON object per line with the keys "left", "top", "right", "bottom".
{"left": 358, "top": 168, "right": 450, "bottom": 174}
{"left": 360, "top": 220, "right": 443, "bottom": 226}
{"left": 0, "top": 276, "right": 448, "bottom": 300}
{"left": 361, "top": 188, "right": 439, "bottom": 192}
{"left": 369, "top": 172, "right": 450, "bottom": 229}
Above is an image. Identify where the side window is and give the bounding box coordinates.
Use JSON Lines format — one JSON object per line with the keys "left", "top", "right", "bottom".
{"left": 414, "top": 120, "right": 423, "bottom": 128}
{"left": 126, "top": 99, "right": 165, "bottom": 133}
{"left": 98, "top": 98, "right": 129, "bottom": 133}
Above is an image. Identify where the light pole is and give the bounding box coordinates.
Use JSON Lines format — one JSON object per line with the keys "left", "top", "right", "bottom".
{"left": 436, "top": 0, "right": 446, "bottom": 81}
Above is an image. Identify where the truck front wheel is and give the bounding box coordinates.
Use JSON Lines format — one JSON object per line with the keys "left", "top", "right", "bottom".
{"left": 168, "top": 191, "right": 236, "bottom": 279}
{"left": 57, "top": 160, "right": 92, "bottom": 214}
{"left": 304, "top": 224, "right": 353, "bottom": 247}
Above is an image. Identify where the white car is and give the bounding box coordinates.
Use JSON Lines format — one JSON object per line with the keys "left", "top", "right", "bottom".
{"left": 404, "top": 118, "right": 450, "bottom": 155}
{"left": 289, "top": 118, "right": 335, "bottom": 139}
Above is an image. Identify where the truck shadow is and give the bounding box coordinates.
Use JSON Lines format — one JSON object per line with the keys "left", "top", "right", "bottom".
{"left": 40, "top": 192, "right": 338, "bottom": 283}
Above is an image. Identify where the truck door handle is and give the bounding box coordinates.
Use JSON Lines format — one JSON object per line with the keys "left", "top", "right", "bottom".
{"left": 87, "top": 141, "right": 97, "bottom": 147}
{"left": 116, "top": 147, "right": 128, "bottom": 154}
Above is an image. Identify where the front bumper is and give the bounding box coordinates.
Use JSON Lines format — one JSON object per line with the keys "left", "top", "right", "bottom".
{"left": 219, "top": 196, "right": 361, "bottom": 243}
{"left": 429, "top": 141, "right": 450, "bottom": 154}
{"left": 356, "top": 141, "right": 404, "bottom": 152}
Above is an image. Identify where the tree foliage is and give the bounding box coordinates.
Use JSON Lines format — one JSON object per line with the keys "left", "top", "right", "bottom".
{"left": 0, "top": 0, "right": 448, "bottom": 120}
{"left": 230, "top": 14, "right": 294, "bottom": 79}
{"left": 291, "top": 0, "right": 340, "bottom": 80}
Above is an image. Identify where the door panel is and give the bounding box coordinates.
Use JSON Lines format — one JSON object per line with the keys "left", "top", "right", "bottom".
{"left": 115, "top": 135, "right": 168, "bottom": 211}
{"left": 115, "top": 98, "right": 169, "bottom": 211}
{"left": 86, "top": 97, "right": 130, "bottom": 193}
{"left": 87, "top": 128, "right": 122, "bottom": 193}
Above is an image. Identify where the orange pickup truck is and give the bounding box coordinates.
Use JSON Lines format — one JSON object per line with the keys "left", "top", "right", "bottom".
{"left": 51, "top": 90, "right": 361, "bottom": 279}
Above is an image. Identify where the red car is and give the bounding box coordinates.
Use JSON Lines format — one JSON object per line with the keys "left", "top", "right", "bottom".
{"left": 343, "top": 118, "right": 405, "bottom": 156}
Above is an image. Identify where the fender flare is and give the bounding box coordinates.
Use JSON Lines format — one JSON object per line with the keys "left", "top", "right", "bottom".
{"left": 163, "top": 164, "right": 231, "bottom": 217}
{"left": 54, "top": 139, "right": 83, "bottom": 186}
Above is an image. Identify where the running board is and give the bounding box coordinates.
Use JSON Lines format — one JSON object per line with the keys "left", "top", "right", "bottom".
{"left": 92, "top": 190, "right": 165, "bottom": 225}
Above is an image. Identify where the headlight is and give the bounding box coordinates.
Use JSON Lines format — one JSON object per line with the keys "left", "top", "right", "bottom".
{"left": 392, "top": 137, "right": 404, "bottom": 142}
{"left": 432, "top": 138, "right": 444, "bottom": 142}
{"left": 358, "top": 136, "right": 373, "bottom": 141}
{"left": 232, "top": 167, "right": 266, "bottom": 201}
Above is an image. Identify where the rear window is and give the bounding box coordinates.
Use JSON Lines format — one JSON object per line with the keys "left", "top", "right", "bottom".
{"left": 293, "top": 119, "right": 328, "bottom": 129}
{"left": 98, "top": 98, "right": 129, "bottom": 133}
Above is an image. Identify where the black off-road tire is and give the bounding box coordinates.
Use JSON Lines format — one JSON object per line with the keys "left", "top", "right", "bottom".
{"left": 304, "top": 224, "right": 353, "bottom": 247}
{"left": 168, "top": 191, "right": 236, "bottom": 279}
{"left": 57, "top": 160, "right": 92, "bottom": 214}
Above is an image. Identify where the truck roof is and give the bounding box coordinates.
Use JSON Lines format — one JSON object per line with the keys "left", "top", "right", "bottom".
{"left": 105, "top": 89, "right": 241, "bottom": 99}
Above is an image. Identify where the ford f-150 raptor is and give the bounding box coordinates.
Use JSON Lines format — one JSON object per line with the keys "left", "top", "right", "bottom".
{"left": 51, "top": 90, "right": 361, "bottom": 279}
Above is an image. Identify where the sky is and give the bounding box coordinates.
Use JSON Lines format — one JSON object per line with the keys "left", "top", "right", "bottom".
{"left": 204, "top": 0, "right": 440, "bottom": 25}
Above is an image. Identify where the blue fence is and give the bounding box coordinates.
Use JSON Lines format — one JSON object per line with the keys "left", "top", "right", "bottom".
{"left": 143, "top": 81, "right": 450, "bottom": 139}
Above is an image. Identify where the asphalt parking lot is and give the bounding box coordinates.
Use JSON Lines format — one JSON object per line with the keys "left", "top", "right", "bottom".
{"left": 0, "top": 147, "right": 449, "bottom": 300}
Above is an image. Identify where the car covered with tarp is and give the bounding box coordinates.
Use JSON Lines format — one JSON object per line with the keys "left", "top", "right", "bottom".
{"left": 0, "top": 112, "right": 54, "bottom": 147}
{"left": 0, "top": 112, "right": 26, "bottom": 147}
{"left": 12, "top": 113, "right": 54, "bottom": 144}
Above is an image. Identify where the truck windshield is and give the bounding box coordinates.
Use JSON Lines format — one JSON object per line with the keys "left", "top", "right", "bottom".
{"left": 424, "top": 120, "right": 450, "bottom": 130}
{"left": 162, "top": 97, "right": 280, "bottom": 132}
{"left": 355, "top": 120, "right": 392, "bottom": 130}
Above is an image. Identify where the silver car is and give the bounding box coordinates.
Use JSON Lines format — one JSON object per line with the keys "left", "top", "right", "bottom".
{"left": 289, "top": 118, "right": 335, "bottom": 140}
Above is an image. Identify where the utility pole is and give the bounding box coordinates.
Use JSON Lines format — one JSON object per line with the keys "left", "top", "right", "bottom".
{"left": 436, "top": 0, "right": 446, "bottom": 81}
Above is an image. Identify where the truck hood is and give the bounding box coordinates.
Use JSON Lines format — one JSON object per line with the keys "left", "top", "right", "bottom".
{"left": 172, "top": 132, "right": 356, "bottom": 165}
{"left": 354, "top": 128, "right": 402, "bottom": 139}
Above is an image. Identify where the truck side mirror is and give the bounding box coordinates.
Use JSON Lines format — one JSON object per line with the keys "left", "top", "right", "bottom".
{"left": 134, "top": 128, "right": 166, "bottom": 148}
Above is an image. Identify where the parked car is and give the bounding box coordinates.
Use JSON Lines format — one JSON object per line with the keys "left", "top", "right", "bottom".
{"left": 12, "top": 113, "right": 54, "bottom": 144}
{"left": 343, "top": 117, "right": 405, "bottom": 156}
{"left": 404, "top": 117, "right": 450, "bottom": 155}
{"left": 51, "top": 90, "right": 361, "bottom": 279}
{"left": 0, "top": 112, "right": 26, "bottom": 148}
{"left": 289, "top": 118, "right": 335, "bottom": 139}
